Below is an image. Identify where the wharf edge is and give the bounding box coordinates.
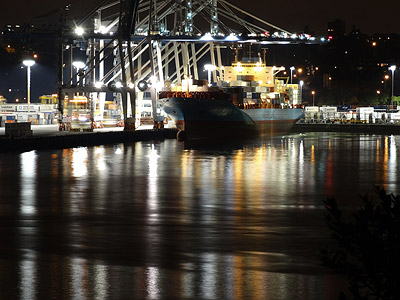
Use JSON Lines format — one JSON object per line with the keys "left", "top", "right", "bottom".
{"left": 0, "top": 129, "right": 178, "bottom": 153}
{"left": 290, "top": 123, "right": 400, "bottom": 135}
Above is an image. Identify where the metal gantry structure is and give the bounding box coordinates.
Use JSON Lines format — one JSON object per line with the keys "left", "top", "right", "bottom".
{"left": 11, "top": 0, "right": 324, "bottom": 130}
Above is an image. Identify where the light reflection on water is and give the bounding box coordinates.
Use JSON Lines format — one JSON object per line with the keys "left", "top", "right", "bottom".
{"left": 0, "top": 132, "right": 399, "bottom": 299}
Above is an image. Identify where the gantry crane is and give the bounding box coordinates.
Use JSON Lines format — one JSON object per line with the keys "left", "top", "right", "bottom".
{"left": 4, "top": 0, "right": 324, "bottom": 131}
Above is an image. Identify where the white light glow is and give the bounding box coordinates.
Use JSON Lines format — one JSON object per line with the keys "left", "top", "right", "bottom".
{"left": 23, "top": 60, "right": 35, "bottom": 67}
{"left": 149, "top": 75, "right": 157, "bottom": 84}
{"left": 225, "top": 34, "right": 239, "bottom": 41}
{"left": 204, "top": 64, "right": 216, "bottom": 71}
{"left": 75, "top": 26, "right": 84, "bottom": 35}
{"left": 73, "top": 61, "right": 86, "bottom": 69}
{"left": 200, "top": 33, "right": 214, "bottom": 41}
{"left": 234, "top": 62, "right": 244, "bottom": 72}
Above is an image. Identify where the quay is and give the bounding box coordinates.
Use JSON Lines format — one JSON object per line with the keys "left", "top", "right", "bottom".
{"left": 290, "top": 122, "right": 400, "bottom": 135}
{"left": 0, "top": 125, "right": 178, "bottom": 153}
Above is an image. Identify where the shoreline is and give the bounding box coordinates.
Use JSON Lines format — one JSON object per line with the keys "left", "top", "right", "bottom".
{"left": 290, "top": 123, "right": 400, "bottom": 135}
{"left": 3, "top": 122, "right": 400, "bottom": 153}
{"left": 0, "top": 128, "right": 178, "bottom": 153}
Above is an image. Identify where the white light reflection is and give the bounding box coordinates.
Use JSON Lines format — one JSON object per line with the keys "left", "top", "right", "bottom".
{"left": 94, "top": 264, "right": 109, "bottom": 300}
{"left": 299, "top": 140, "right": 304, "bottom": 182}
{"left": 388, "top": 135, "right": 397, "bottom": 192}
{"left": 19, "top": 250, "right": 37, "bottom": 300}
{"left": 200, "top": 253, "right": 217, "bottom": 299}
{"left": 95, "top": 147, "right": 107, "bottom": 171}
{"left": 71, "top": 258, "right": 88, "bottom": 300}
{"left": 20, "top": 151, "right": 37, "bottom": 215}
{"left": 146, "top": 266, "right": 160, "bottom": 299}
{"left": 148, "top": 144, "right": 159, "bottom": 212}
{"left": 182, "top": 263, "right": 195, "bottom": 298}
{"left": 72, "top": 148, "right": 88, "bottom": 177}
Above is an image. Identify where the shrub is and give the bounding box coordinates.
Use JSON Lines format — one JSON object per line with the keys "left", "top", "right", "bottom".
{"left": 321, "top": 186, "right": 400, "bottom": 299}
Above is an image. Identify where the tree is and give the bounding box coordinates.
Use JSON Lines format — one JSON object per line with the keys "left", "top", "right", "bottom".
{"left": 321, "top": 187, "right": 400, "bottom": 299}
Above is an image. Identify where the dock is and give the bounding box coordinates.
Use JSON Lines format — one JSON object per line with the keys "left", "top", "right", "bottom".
{"left": 290, "top": 122, "right": 400, "bottom": 135}
{"left": 0, "top": 125, "right": 178, "bottom": 153}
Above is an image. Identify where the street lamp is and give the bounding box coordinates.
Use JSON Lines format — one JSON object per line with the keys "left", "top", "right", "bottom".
{"left": 75, "top": 26, "right": 84, "bottom": 36}
{"left": 299, "top": 80, "right": 304, "bottom": 104}
{"left": 204, "top": 64, "right": 216, "bottom": 86}
{"left": 73, "top": 61, "right": 86, "bottom": 70}
{"left": 290, "top": 66, "right": 295, "bottom": 84}
{"left": 311, "top": 90, "right": 316, "bottom": 106}
{"left": 390, "top": 65, "right": 396, "bottom": 109}
{"left": 73, "top": 61, "right": 86, "bottom": 86}
{"left": 23, "top": 59, "right": 36, "bottom": 113}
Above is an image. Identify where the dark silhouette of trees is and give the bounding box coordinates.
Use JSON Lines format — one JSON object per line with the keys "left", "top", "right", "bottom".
{"left": 321, "top": 186, "right": 400, "bottom": 299}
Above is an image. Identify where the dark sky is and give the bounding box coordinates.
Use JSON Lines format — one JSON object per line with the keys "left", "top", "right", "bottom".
{"left": 1, "top": 0, "right": 400, "bottom": 35}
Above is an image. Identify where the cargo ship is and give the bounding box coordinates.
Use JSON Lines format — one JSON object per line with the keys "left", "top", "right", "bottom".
{"left": 160, "top": 88, "right": 257, "bottom": 141}
{"left": 159, "top": 58, "right": 304, "bottom": 140}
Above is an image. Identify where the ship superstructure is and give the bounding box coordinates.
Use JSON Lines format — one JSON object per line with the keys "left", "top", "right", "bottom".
{"left": 219, "top": 59, "right": 302, "bottom": 109}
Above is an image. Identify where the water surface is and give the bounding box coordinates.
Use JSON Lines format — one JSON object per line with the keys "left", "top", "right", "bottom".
{"left": 0, "top": 132, "right": 398, "bottom": 299}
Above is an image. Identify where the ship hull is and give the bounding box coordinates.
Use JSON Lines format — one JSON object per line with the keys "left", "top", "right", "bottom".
{"left": 242, "top": 108, "right": 304, "bottom": 135}
{"left": 161, "top": 97, "right": 303, "bottom": 140}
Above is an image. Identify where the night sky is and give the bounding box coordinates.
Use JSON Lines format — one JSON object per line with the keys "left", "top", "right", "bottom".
{"left": 1, "top": 0, "right": 400, "bottom": 35}
{"left": 1, "top": 0, "right": 400, "bottom": 102}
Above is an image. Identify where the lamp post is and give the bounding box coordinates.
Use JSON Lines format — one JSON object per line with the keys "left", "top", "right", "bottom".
{"left": 299, "top": 80, "right": 304, "bottom": 104}
{"left": 204, "top": 64, "right": 216, "bottom": 86}
{"left": 311, "top": 90, "right": 316, "bottom": 106}
{"left": 73, "top": 61, "right": 86, "bottom": 86}
{"left": 23, "top": 59, "right": 36, "bottom": 113}
{"left": 290, "top": 66, "right": 295, "bottom": 84}
{"left": 390, "top": 65, "right": 396, "bottom": 109}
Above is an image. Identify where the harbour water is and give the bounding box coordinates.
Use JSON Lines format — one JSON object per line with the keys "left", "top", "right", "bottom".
{"left": 0, "top": 132, "right": 399, "bottom": 300}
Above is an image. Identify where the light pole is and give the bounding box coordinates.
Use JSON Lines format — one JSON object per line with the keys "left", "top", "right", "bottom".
{"left": 23, "top": 59, "right": 36, "bottom": 113}
{"left": 290, "top": 66, "right": 295, "bottom": 84}
{"left": 204, "top": 64, "right": 216, "bottom": 86}
{"left": 311, "top": 90, "right": 316, "bottom": 106}
{"left": 73, "top": 61, "right": 86, "bottom": 86}
{"left": 390, "top": 65, "right": 396, "bottom": 109}
{"left": 299, "top": 80, "right": 304, "bottom": 104}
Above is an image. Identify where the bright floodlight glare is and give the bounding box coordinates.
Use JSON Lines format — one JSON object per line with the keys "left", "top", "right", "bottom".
{"left": 390, "top": 65, "right": 396, "bottom": 71}
{"left": 95, "top": 82, "right": 103, "bottom": 89}
{"left": 75, "top": 26, "right": 84, "bottom": 35}
{"left": 23, "top": 60, "right": 35, "bottom": 67}
{"left": 200, "top": 33, "right": 214, "bottom": 41}
{"left": 225, "top": 34, "right": 239, "bottom": 41}
{"left": 72, "top": 61, "right": 86, "bottom": 69}
{"left": 204, "top": 64, "right": 216, "bottom": 71}
{"left": 300, "top": 80, "right": 304, "bottom": 86}
{"left": 128, "top": 82, "right": 135, "bottom": 89}
{"left": 99, "top": 26, "right": 107, "bottom": 34}
{"left": 149, "top": 75, "right": 157, "bottom": 84}
{"left": 115, "top": 82, "right": 123, "bottom": 88}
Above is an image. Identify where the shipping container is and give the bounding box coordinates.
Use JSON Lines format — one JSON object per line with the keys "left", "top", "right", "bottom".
{"left": 305, "top": 106, "right": 319, "bottom": 113}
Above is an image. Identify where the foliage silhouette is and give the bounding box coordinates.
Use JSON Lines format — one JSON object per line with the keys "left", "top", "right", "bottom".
{"left": 321, "top": 186, "right": 400, "bottom": 300}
